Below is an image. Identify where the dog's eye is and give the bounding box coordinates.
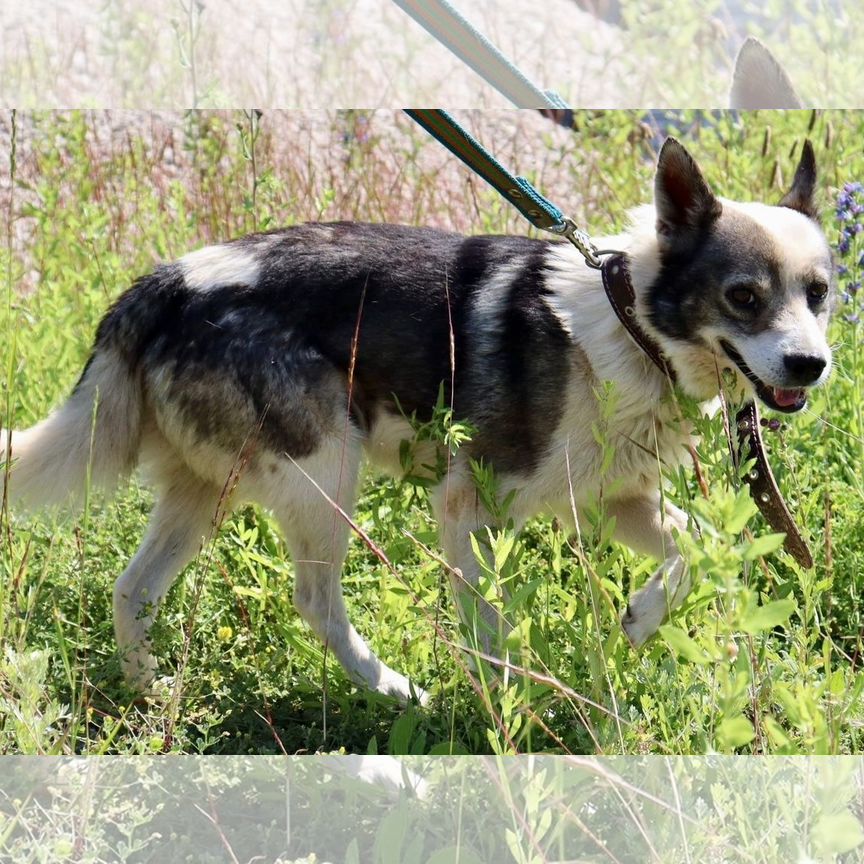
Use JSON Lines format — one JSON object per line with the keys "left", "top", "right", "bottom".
{"left": 726, "top": 287, "right": 759, "bottom": 311}
{"left": 806, "top": 282, "right": 829, "bottom": 306}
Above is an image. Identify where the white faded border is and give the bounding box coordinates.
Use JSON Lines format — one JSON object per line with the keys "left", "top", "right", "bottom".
{"left": 0, "top": 0, "right": 861, "bottom": 108}
{"left": 1, "top": 756, "right": 863, "bottom": 862}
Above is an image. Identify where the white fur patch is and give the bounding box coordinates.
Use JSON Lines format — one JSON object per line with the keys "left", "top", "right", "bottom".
{"left": 179, "top": 244, "right": 260, "bottom": 291}
{"left": 365, "top": 412, "right": 435, "bottom": 479}
{"left": 705, "top": 293, "right": 832, "bottom": 386}
{"left": 723, "top": 200, "right": 832, "bottom": 282}
{"left": 544, "top": 239, "right": 667, "bottom": 421}
{"left": 3, "top": 349, "right": 141, "bottom": 511}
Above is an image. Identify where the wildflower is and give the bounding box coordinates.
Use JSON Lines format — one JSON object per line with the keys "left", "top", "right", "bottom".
{"left": 835, "top": 181, "right": 864, "bottom": 252}
{"left": 832, "top": 183, "right": 862, "bottom": 325}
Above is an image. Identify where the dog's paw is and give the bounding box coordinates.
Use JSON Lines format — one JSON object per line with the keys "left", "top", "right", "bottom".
{"left": 375, "top": 670, "right": 430, "bottom": 707}
{"left": 144, "top": 674, "right": 176, "bottom": 701}
{"left": 621, "top": 603, "right": 657, "bottom": 648}
{"left": 622, "top": 560, "right": 691, "bottom": 648}
{"left": 411, "top": 685, "right": 431, "bottom": 708}
{"left": 120, "top": 648, "right": 161, "bottom": 693}
{"left": 621, "top": 582, "right": 669, "bottom": 648}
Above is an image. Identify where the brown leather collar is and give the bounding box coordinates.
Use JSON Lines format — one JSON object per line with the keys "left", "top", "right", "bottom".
{"left": 601, "top": 253, "right": 676, "bottom": 383}
{"left": 599, "top": 253, "right": 813, "bottom": 569}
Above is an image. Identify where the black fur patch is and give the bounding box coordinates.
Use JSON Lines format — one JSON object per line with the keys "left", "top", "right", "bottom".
{"left": 647, "top": 211, "right": 786, "bottom": 343}
{"left": 91, "top": 223, "right": 575, "bottom": 471}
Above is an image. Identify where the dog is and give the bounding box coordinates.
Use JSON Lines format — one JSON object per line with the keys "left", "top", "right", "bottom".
{"left": 0, "top": 135, "right": 834, "bottom": 704}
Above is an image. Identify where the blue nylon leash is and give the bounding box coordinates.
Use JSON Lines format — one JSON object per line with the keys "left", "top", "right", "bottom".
{"left": 404, "top": 109, "right": 605, "bottom": 268}
{"left": 392, "top": 0, "right": 568, "bottom": 109}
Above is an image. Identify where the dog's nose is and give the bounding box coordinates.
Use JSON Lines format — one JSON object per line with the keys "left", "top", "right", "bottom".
{"left": 783, "top": 353, "right": 826, "bottom": 385}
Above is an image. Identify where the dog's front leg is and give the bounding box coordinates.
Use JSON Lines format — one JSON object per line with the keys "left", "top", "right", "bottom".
{"left": 606, "top": 494, "right": 692, "bottom": 647}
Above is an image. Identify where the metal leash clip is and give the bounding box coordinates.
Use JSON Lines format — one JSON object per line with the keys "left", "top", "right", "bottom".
{"left": 550, "top": 217, "right": 614, "bottom": 270}
{"left": 551, "top": 217, "right": 603, "bottom": 269}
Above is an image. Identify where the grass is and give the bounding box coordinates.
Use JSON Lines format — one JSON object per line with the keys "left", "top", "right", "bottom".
{"left": 1, "top": 108, "right": 864, "bottom": 759}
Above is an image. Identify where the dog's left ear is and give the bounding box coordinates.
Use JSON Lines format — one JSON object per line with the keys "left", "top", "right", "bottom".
{"left": 654, "top": 137, "right": 722, "bottom": 252}
{"left": 778, "top": 140, "right": 818, "bottom": 219}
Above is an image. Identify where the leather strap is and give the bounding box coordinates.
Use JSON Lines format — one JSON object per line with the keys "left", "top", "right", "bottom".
{"left": 601, "top": 253, "right": 676, "bottom": 383}
{"left": 599, "top": 253, "right": 813, "bottom": 569}
{"left": 735, "top": 401, "right": 813, "bottom": 568}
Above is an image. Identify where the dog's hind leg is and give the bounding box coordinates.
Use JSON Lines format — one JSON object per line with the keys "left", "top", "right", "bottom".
{"left": 608, "top": 494, "right": 691, "bottom": 647}
{"left": 275, "top": 437, "right": 427, "bottom": 705}
{"left": 432, "top": 479, "right": 511, "bottom": 664}
{"left": 113, "top": 467, "right": 223, "bottom": 690}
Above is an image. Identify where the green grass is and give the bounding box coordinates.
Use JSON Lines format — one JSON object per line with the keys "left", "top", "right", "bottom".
{"left": 1, "top": 109, "right": 864, "bottom": 758}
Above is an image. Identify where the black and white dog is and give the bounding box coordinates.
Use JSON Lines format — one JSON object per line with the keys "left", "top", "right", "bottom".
{"left": 0, "top": 135, "right": 834, "bottom": 704}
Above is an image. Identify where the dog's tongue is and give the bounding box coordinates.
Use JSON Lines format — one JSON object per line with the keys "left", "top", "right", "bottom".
{"left": 773, "top": 387, "right": 805, "bottom": 408}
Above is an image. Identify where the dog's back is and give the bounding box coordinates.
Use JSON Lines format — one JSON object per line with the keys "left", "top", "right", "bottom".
{"left": 0, "top": 225, "right": 521, "bottom": 498}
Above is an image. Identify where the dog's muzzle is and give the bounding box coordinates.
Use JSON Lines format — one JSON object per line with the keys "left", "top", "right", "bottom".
{"left": 719, "top": 340, "right": 810, "bottom": 413}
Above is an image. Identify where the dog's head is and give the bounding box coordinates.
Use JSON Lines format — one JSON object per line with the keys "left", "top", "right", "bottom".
{"left": 643, "top": 137, "right": 835, "bottom": 413}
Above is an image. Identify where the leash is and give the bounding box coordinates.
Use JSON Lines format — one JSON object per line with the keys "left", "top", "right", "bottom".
{"left": 405, "top": 111, "right": 813, "bottom": 569}
{"left": 404, "top": 109, "right": 605, "bottom": 268}
{"left": 393, "top": 0, "right": 568, "bottom": 108}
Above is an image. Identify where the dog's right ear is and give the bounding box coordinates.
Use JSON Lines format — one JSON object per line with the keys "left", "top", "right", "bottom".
{"left": 730, "top": 37, "right": 803, "bottom": 109}
{"left": 654, "top": 138, "right": 722, "bottom": 252}
{"left": 778, "top": 139, "right": 818, "bottom": 219}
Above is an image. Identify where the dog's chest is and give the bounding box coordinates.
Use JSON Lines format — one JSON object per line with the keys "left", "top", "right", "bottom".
{"left": 513, "top": 387, "right": 693, "bottom": 516}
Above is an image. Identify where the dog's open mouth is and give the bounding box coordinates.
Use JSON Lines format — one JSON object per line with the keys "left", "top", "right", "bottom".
{"left": 719, "top": 340, "right": 807, "bottom": 413}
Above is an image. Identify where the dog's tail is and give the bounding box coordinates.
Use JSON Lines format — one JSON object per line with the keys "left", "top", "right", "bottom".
{"left": 0, "top": 265, "right": 184, "bottom": 512}
{"left": 1, "top": 346, "right": 143, "bottom": 511}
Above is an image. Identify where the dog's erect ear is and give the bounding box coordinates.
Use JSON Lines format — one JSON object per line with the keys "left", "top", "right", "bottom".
{"left": 778, "top": 140, "right": 818, "bottom": 218}
{"left": 730, "top": 37, "right": 803, "bottom": 109}
{"left": 654, "top": 138, "right": 722, "bottom": 249}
